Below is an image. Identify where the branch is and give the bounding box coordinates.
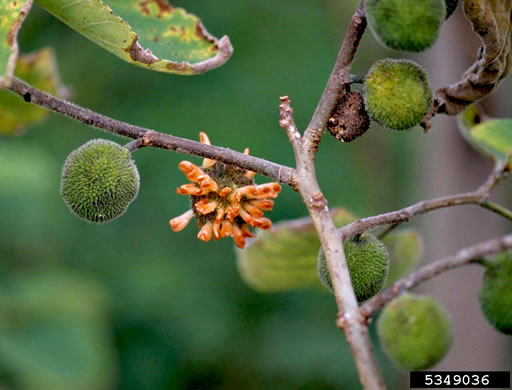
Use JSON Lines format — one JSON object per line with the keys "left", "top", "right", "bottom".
{"left": 7, "top": 77, "right": 296, "bottom": 187}
{"left": 282, "top": 3, "right": 386, "bottom": 388}
{"left": 340, "top": 162, "right": 509, "bottom": 240}
{"left": 284, "top": 88, "right": 385, "bottom": 390}
{"left": 303, "top": 0, "right": 367, "bottom": 156}
{"left": 360, "top": 233, "right": 512, "bottom": 318}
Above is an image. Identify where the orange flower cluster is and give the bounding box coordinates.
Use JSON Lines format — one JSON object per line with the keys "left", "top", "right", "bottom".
{"left": 170, "top": 133, "right": 282, "bottom": 248}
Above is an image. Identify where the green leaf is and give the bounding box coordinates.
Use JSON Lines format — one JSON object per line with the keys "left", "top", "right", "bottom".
{"left": 382, "top": 230, "right": 423, "bottom": 287}
{"left": 35, "top": 0, "right": 233, "bottom": 75}
{"left": 458, "top": 105, "right": 512, "bottom": 163}
{"left": 0, "top": 271, "right": 115, "bottom": 390}
{"left": 0, "top": 47, "right": 65, "bottom": 135}
{"left": 0, "top": 0, "right": 33, "bottom": 87}
{"left": 236, "top": 208, "right": 358, "bottom": 292}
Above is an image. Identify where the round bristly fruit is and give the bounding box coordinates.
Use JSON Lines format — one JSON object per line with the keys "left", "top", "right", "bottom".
{"left": 364, "top": 59, "right": 432, "bottom": 130}
{"left": 60, "top": 139, "right": 140, "bottom": 223}
{"left": 479, "top": 252, "right": 512, "bottom": 334}
{"left": 366, "top": 0, "right": 446, "bottom": 51}
{"left": 317, "top": 233, "right": 389, "bottom": 302}
{"left": 327, "top": 91, "right": 370, "bottom": 143}
{"left": 377, "top": 293, "right": 453, "bottom": 370}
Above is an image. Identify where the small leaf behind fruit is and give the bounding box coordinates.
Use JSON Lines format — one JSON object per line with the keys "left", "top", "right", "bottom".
{"left": 0, "top": 0, "right": 33, "bottom": 88}
{"left": 0, "top": 47, "right": 65, "bottom": 136}
{"left": 236, "top": 208, "right": 357, "bottom": 292}
{"left": 35, "top": 0, "right": 233, "bottom": 75}
{"left": 382, "top": 230, "right": 423, "bottom": 287}
{"left": 458, "top": 105, "right": 512, "bottom": 163}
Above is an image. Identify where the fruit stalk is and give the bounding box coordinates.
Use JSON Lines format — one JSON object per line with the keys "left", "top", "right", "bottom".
{"left": 360, "top": 233, "right": 512, "bottom": 318}
{"left": 340, "top": 161, "right": 510, "bottom": 240}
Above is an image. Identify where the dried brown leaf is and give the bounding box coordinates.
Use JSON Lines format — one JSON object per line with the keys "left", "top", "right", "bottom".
{"left": 435, "top": 0, "right": 512, "bottom": 115}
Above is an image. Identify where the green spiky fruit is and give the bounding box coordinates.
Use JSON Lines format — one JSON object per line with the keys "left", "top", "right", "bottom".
{"left": 365, "top": 59, "right": 432, "bottom": 130}
{"left": 60, "top": 139, "right": 140, "bottom": 223}
{"left": 445, "top": 0, "right": 458, "bottom": 19}
{"left": 366, "top": 0, "right": 446, "bottom": 51}
{"left": 479, "top": 252, "right": 512, "bottom": 334}
{"left": 377, "top": 293, "right": 453, "bottom": 370}
{"left": 317, "top": 233, "right": 389, "bottom": 302}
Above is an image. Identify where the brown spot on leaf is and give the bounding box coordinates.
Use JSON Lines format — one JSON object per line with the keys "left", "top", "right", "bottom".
{"left": 165, "top": 61, "right": 189, "bottom": 72}
{"left": 194, "top": 20, "right": 215, "bottom": 44}
{"left": 152, "top": 36, "right": 159, "bottom": 42}
{"left": 138, "top": 0, "right": 174, "bottom": 18}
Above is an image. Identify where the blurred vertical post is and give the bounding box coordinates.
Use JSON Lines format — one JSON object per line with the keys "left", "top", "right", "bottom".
{"left": 418, "top": 7, "right": 510, "bottom": 372}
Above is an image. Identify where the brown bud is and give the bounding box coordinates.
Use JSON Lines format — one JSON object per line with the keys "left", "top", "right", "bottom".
{"left": 327, "top": 91, "right": 370, "bottom": 142}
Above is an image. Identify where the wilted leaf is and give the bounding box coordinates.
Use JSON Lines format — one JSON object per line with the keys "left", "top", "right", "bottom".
{"left": 0, "top": 271, "right": 116, "bottom": 390}
{"left": 382, "top": 230, "right": 424, "bottom": 287}
{"left": 0, "top": 47, "right": 64, "bottom": 135}
{"left": 35, "top": 0, "right": 233, "bottom": 75}
{"left": 435, "top": 0, "right": 512, "bottom": 114}
{"left": 236, "top": 208, "right": 357, "bottom": 292}
{"left": 0, "top": 0, "right": 33, "bottom": 87}
{"left": 458, "top": 105, "right": 512, "bottom": 162}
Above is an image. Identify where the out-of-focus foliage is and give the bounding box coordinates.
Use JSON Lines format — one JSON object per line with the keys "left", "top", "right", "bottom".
{"left": 0, "top": 271, "right": 116, "bottom": 390}
{"left": 0, "top": 47, "right": 64, "bottom": 135}
{"left": 0, "top": 0, "right": 428, "bottom": 388}
{"left": 35, "top": 0, "right": 232, "bottom": 75}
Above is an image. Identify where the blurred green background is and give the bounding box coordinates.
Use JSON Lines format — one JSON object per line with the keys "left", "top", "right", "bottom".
{"left": 1, "top": 1, "right": 511, "bottom": 389}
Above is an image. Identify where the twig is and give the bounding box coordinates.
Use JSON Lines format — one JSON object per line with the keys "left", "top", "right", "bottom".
{"left": 360, "top": 233, "right": 512, "bottom": 318}
{"left": 420, "top": 99, "right": 440, "bottom": 132}
{"left": 284, "top": 88, "right": 385, "bottom": 390}
{"left": 340, "top": 162, "right": 509, "bottom": 240}
{"left": 286, "top": 2, "right": 386, "bottom": 389}
{"left": 481, "top": 201, "right": 512, "bottom": 221}
{"left": 7, "top": 77, "right": 296, "bottom": 187}
{"left": 124, "top": 138, "right": 144, "bottom": 153}
{"left": 278, "top": 96, "right": 302, "bottom": 159}
{"left": 376, "top": 222, "right": 400, "bottom": 240}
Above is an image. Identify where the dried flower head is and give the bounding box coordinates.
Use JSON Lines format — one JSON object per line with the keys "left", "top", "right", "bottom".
{"left": 170, "top": 132, "right": 282, "bottom": 249}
